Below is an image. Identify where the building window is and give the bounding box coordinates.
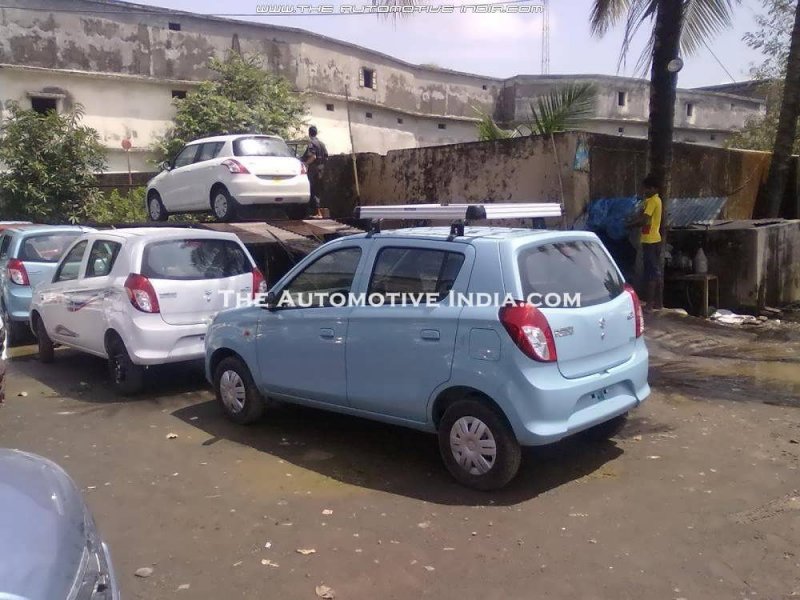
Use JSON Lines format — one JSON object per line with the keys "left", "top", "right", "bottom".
{"left": 397, "top": 117, "right": 404, "bottom": 124}
{"left": 730, "top": 103, "right": 735, "bottom": 110}
{"left": 360, "top": 67, "right": 377, "bottom": 90}
{"left": 326, "top": 103, "right": 334, "bottom": 111}
{"left": 482, "top": 84, "right": 488, "bottom": 90}
{"left": 438, "top": 123, "right": 447, "bottom": 130}
{"left": 617, "top": 91, "right": 627, "bottom": 107}
{"left": 618, "top": 127, "right": 624, "bottom": 134}
{"left": 168, "top": 22, "right": 181, "bottom": 31}
{"left": 710, "top": 134, "right": 716, "bottom": 141}
{"left": 365, "top": 112, "right": 373, "bottom": 119}
{"left": 686, "top": 102, "right": 694, "bottom": 117}
{"left": 171, "top": 90, "right": 187, "bottom": 99}
{"left": 30, "top": 97, "right": 58, "bottom": 114}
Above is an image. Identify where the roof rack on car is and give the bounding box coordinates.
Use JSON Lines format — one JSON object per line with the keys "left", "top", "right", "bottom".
{"left": 353, "top": 202, "right": 563, "bottom": 238}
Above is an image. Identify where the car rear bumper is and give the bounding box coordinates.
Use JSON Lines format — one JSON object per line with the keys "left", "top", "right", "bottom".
{"left": 227, "top": 175, "right": 310, "bottom": 205}
{"left": 4, "top": 285, "right": 32, "bottom": 321}
{"left": 122, "top": 314, "right": 209, "bottom": 365}
{"left": 504, "top": 338, "right": 650, "bottom": 446}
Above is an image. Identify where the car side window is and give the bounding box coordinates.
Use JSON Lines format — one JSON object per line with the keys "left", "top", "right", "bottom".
{"left": 86, "top": 240, "right": 122, "bottom": 278}
{"left": 173, "top": 145, "right": 200, "bottom": 169}
{"left": 196, "top": 142, "right": 224, "bottom": 162}
{"left": 279, "top": 247, "right": 362, "bottom": 307}
{"left": 54, "top": 241, "right": 88, "bottom": 283}
{"left": 368, "top": 247, "right": 465, "bottom": 299}
{"left": 0, "top": 234, "right": 12, "bottom": 260}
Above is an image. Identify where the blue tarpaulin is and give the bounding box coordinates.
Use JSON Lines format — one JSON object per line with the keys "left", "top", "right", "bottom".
{"left": 585, "top": 197, "right": 640, "bottom": 240}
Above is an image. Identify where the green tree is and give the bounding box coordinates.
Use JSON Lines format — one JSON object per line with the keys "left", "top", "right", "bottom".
{"left": 155, "top": 52, "right": 307, "bottom": 162}
{"left": 726, "top": 0, "right": 795, "bottom": 153}
{"left": 0, "top": 102, "right": 106, "bottom": 223}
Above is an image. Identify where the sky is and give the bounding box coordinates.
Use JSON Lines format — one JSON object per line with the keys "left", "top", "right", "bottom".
{"left": 133, "top": 0, "right": 768, "bottom": 88}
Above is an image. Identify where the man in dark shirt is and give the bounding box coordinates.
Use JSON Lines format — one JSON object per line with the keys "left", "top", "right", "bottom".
{"left": 302, "top": 125, "right": 328, "bottom": 219}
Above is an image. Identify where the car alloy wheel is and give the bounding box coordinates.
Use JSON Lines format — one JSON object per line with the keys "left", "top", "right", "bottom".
{"left": 219, "top": 369, "right": 246, "bottom": 414}
{"left": 213, "top": 193, "right": 229, "bottom": 219}
{"left": 449, "top": 416, "right": 497, "bottom": 475}
{"left": 149, "top": 197, "right": 162, "bottom": 220}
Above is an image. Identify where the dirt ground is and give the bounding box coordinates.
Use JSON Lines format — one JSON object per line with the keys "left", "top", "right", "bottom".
{"left": 1, "top": 313, "right": 799, "bottom": 600}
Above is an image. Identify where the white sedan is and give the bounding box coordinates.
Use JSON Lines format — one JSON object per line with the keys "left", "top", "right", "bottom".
{"left": 146, "top": 134, "right": 311, "bottom": 221}
{"left": 30, "top": 228, "right": 266, "bottom": 395}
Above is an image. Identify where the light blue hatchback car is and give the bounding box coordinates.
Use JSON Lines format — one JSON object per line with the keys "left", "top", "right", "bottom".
{"left": 0, "top": 225, "right": 91, "bottom": 344}
{"left": 205, "top": 226, "right": 650, "bottom": 489}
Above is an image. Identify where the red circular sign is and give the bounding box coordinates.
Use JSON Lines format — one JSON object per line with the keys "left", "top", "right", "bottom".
{"left": 121, "top": 139, "right": 132, "bottom": 150}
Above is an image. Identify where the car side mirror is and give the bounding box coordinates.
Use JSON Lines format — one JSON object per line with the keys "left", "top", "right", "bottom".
{"left": 159, "top": 160, "right": 172, "bottom": 172}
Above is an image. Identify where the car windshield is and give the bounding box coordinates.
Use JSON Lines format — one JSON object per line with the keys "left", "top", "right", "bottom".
{"left": 232, "top": 136, "right": 293, "bottom": 158}
{"left": 517, "top": 240, "right": 624, "bottom": 308}
{"left": 19, "top": 233, "right": 82, "bottom": 263}
{"left": 141, "top": 239, "right": 250, "bottom": 280}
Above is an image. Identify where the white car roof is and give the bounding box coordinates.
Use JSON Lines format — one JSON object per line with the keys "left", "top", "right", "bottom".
{"left": 89, "top": 227, "right": 243, "bottom": 243}
{"left": 185, "top": 134, "right": 284, "bottom": 145}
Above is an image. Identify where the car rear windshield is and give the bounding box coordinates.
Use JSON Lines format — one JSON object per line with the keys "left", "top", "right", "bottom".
{"left": 517, "top": 240, "right": 624, "bottom": 308}
{"left": 18, "top": 232, "right": 82, "bottom": 263}
{"left": 232, "top": 136, "right": 293, "bottom": 158}
{"left": 141, "top": 239, "right": 251, "bottom": 280}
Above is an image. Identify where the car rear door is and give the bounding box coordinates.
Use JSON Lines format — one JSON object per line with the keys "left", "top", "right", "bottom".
{"left": 140, "top": 237, "right": 255, "bottom": 326}
{"left": 346, "top": 241, "right": 473, "bottom": 422}
{"left": 512, "top": 238, "right": 637, "bottom": 379}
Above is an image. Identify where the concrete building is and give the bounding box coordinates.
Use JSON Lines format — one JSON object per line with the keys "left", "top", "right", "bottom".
{"left": 0, "top": 0, "right": 765, "bottom": 173}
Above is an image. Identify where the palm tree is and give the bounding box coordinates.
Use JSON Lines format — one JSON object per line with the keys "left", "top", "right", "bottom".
{"left": 763, "top": 0, "right": 800, "bottom": 217}
{"left": 590, "top": 0, "right": 738, "bottom": 196}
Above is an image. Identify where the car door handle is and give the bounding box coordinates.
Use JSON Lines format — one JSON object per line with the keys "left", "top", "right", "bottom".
{"left": 320, "top": 328, "right": 335, "bottom": 339}
{"left": 421, "top": 329, "right": 440, "bottom": 341}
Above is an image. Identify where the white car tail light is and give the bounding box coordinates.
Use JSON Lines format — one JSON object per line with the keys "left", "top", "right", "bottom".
{"left": 624, "top": 284, "right": 644, "bottom": 337}
{"left": 221, "top": 159, "right": 250, "bottom": 175}
{"left": 499, "top": 301, "right": 557, "bottom": 362}
{"left": 252, "top": 268, "right": 267, "bottom": 299}
{"left": 7, "top": 259, "right": 29, "bottom": 286}
{"left": 124, "top": 274, "right": 160, "bottom": 313}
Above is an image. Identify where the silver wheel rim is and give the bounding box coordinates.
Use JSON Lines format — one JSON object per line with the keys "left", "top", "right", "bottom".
{"left": 149, "top": 197, "right": 160, "bottom": 219}
{"left": 450, "top": 416, "right": 497, "bottom": 475}
{"left": 214, "top": 193, "right": 228, "bottom": 217}
{"left": 219, "top": 370, "right": 246, "bottom": 413}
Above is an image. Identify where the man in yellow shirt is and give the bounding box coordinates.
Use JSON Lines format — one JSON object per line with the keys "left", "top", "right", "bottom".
{"left": 629, "top": 174, "right": 663, "bottom": 309}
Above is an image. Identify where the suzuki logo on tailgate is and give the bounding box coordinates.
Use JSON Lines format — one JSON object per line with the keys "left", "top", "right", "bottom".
{"left": 204, "top": 290, "right": 213, "bottom": 303}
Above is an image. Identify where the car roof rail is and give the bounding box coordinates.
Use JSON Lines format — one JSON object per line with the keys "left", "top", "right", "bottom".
{"left": 353, "top": 202, "right": 562, "bottom": 238}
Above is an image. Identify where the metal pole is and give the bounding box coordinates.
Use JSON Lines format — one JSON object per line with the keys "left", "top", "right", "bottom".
{"left": 345, "top": 85, "right": 361, "bottom": 202}
{"left": 126, "top": 150, "right": 132, "bottom": 187}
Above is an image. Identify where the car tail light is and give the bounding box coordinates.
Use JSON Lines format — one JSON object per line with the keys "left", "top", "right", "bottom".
{"left": 498, "top": 301, "right": 557, "bottom": 362}
{"left": 7, "top": 259, "right": 29, "bottom": 286}
{"left": 624, "top": 283, "right": 644, "bottom": 337}
{"left": 252, "top": 268, "right": 267, "bottom": 299}
{"left": 300, "top": 162, "right": 308, "bottom": 175}
{"left": 221, "top": 159, "right": 250, "bottom": 174}
{"left": 124, "top": 274, "right": 160, "bottom": 313}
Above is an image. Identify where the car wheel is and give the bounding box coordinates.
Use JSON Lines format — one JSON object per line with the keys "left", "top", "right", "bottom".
{"left": 1, "top": 306, "right": 23, "bottom": 347}
{"left": 214, "top": 356, "right": 265, "bottom": 424}
{"left": 211, "top": 187, "right": 238, "bottom": 222}
{"left": 106, "top": 336, "right": 145, "bottom": 395}
{"left": 581, "top": 412, "right": 628, "bottom": 441}
{"left": 147, "top": 191, "right": 169, "bottom": 222}
{"left": 438, "top": 398, "right": 521, "bottom": 491}
{"left": 35, "top": 316, "right": 54, "bottom": 364}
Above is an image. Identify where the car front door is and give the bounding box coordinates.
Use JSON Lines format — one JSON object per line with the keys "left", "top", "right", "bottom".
{"left": 255, "top": 245, "right": 365, "bottom": 407}
{"left": 346, "top": 242, "right": 473, "bottom": 423}
{"left": 38, "top": 240, "right": 89, "bottom": 347}
{"left": 160, "top": 144, "right": 201, "bottom": 211}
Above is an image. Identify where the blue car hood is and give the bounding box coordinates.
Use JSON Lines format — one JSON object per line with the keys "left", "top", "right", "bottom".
{"left": 0, "top": 449, "right": 87, "bottom": 600}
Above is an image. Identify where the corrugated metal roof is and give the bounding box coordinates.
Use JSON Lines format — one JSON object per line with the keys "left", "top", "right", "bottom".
{"left": 667, "top": 197, "right": 727, "bottom": 227}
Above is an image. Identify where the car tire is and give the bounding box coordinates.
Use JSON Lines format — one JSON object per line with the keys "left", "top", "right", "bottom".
{"left": 2, "top": 306, "right": 25, "bottom": 347}
{"left": 214, "top": 356, "right": 265, "bottom": 425}
{"left": 582, "top": 412, "right": 629, "bottom": 441}
{"left": 438, "top": 398, "right": 522, "bottom": 491}
{"left": 106, "top": 336, "right": 145, "bottom": 395}
{"left": 147, "top": 191, "right": 169, "bottom": 222}
{"left": 35, "top": 316, "right": 55, "bottom": 364}
{"left": 211, "top": 187, "right": 238, "bottom": 222}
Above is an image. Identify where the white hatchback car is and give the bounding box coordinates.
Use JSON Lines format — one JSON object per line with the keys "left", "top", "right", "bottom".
{"left": 30, "top": 228, "right": 267, "bottom": 394}
{"left": 146, "top": 134, "right": 311, "bottom": 222}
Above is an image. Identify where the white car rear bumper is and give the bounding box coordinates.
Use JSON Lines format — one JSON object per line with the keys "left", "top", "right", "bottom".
{"left": 227, "top": 174, "right": 310, "bottom": 205}
{"left": 123, "top": 313, "right": 209, "bottom": 365}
